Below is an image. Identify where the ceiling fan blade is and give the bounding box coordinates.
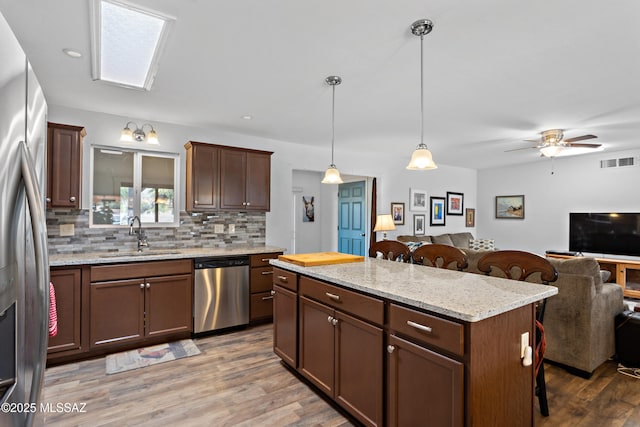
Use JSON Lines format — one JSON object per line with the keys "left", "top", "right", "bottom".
{"left": 565, "top": 142, "right": 602, "bottom": 149}
{"left": 564, "top": 134, "right": 598, "bottom": 143}
{"left": 505, "top": 146, "right": 538, "bottom": 153}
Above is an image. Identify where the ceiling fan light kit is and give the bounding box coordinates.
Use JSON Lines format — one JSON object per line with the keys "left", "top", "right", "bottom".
{"left": 507, "top": 128, "right": 601, "bottom": 158}
{"left": 406, "top": 19, "right": 438, "bottom": 171}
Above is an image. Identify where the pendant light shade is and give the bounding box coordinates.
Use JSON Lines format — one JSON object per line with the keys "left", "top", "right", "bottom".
{"left": 321, "top": 75, "right": 344, "bottom": 184}
{"left": 406, "top": 19, "right": 438, "bottom": 171}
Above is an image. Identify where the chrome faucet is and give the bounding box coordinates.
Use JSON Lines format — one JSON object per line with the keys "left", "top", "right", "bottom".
{"left": 129, "top": 216, "right": 148, "bottom": 251}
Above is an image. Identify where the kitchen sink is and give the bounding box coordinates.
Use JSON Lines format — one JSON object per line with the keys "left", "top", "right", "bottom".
{"left": 98, "top": 251, "right": 181, "bottom": 258}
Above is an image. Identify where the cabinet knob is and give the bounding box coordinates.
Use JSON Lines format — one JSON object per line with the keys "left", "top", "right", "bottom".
{"left": 270, "top": 290, "right": 275, "bottom": 296}
{"left": 387, "top": 345, "right": 395, "bottom": 354}
{"left": 331, "top": 318, "right": 338, "bottom": 326}
{"left": 146, "top": 283, "right": 151, "bottom": 289}
{"left": 327, "top": 316, "right": 334, "bottom": 324}
{"left": 46, "top": 197, "right": 51, "bottom": 203}
{"left": 140, "top": 283, "right": 145, "bottom": 289}
{"left": 246, "top": 202, "right": 251, "bottom": 206}
{"left": 69, "top": 196, "right": 76, "bottom": 202}
{"left": 194, "top": 200, "right": 199, "bottom": 205}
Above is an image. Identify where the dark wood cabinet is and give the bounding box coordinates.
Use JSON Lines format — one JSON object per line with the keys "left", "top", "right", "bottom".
{"left": 298, "top": 278, "right": 384, "bottom": 427}
{"left": 387, "top": 334, "right": 464, "bottom": 427}
{"left": 273, "top": 284, "right": 297, "bottom": 367}
{"left": 89, "top": 260, "right": 192, "bottom": 349}
{"left": 48, "top": 268, "right": 82, "bottom": 354}
{"left": 46, "top": 122, "right": 84, "bottom": 209}
{"left": 185, "top": 141, "right": 272, "bottom": 212}
{"left": 249, "top": 253, "right": 281, "bottom": 323}
{"left": 184, "top": 141, "right": 219, "bottom": 211}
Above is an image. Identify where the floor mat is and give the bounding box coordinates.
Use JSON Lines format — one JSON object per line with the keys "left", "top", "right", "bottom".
{"left": 106, "top": 339, "right": 201, "bottom": 374}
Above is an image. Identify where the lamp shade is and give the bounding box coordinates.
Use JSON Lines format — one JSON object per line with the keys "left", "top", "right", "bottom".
{"left": 120, "top": 126, "right": 134, "bottom": 142}
{"left": 321, "top": 165, "right": 343, "bottom": 184}
{"left": 406, "top": 144, "right": 438, "bottom": 170}
{"left": 373, "top": 214, "right": 396, "bottom": 232}
{"left": 540, "top": 145, "right": 563, "bottom": 157}
{"left": 146, "top": 128, "right": 159, "bottom": 144}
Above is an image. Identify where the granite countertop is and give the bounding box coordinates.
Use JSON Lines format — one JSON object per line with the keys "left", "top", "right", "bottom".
{"left": 49, "top": 245, "right": 285, "bottom": 266}
{"left": 270, "top": 258, "right": 558, "bottom": 323}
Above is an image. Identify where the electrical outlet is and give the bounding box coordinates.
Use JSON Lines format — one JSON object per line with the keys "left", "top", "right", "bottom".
{"left": 228, "top": 224, "right": 235, "bottom": 233}
{"left": 59, "top": 224, "right": 74, "bottom": 237}
{"left": 214, "top": 224, "right": 224, "bottom": 233}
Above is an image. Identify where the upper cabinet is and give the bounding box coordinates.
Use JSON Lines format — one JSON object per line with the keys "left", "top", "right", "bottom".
{"left": 47, "top": 122, "right": 85, "bottom": 209}
{"left": 185, "top": 141, "right": 272, "bottom": 212}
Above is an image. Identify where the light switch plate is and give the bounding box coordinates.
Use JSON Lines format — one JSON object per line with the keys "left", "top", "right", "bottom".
{"left": 60, "top": 224, "right": 74, "bottom": 237}
{"left": 228, "top": 224, "right": 235, "bottom": 233}
{"left": 214, "top": 224, "right": 224, "bottom": 233}
{"left": 520, "top": 332, "right": 529, "bottom": 358}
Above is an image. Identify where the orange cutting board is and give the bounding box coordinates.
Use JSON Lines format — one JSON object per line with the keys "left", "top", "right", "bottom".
{"left": 278, "top": 252, "right": 364, "bottom": 267}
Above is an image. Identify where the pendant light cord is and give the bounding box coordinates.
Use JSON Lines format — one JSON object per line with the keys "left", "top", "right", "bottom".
{"left": 331, "top": 82, "right": 336, "bottom": 165}
{"left": 420, "top": 34, "right": 424, "bottom": 147}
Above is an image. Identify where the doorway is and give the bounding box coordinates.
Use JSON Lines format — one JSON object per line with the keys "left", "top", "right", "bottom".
{"left": 337, "top": 181, "right": 366, "bottom": 256}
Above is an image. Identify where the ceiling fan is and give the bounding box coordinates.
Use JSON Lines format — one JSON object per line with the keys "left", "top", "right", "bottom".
{"left": 506, "top": 129, "right": 601, "bottom": 157}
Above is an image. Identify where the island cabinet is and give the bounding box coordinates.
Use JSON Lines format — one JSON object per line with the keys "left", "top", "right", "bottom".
{"left": 298, "top": 276, "right": 384, "bottom": 427}
{"left": 249, "top": 252, "right": 282, "bottom": 323}
{"left": 89, "top": 260, "right": 192, "bottom": 349}
{"left": 47, "top": 266, "right": 90, "bottom": 360}
{"left": 184, "top": 141, "right": 273, "bottom": 212}
{"left": 272, "top": 268, "right": 298, "bottom": 367}
{"left": 46, "top": 122, "right": 85, "bottom": 209}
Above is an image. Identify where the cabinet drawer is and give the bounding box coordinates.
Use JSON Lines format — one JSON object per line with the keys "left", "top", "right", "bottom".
{"left": 91, "top": 259, "right": 192, "bottom": 282}
{"left": 272, "top": 268, "right": 298, "bottom": 291}
{"left": 250, "top": 253, "right": 280, "bottom": 268}
{"left": 251, "top": 266, "right": 274, "bottom": 293}
{"left": 251, "top": 291, "right": 274, "bottom": 320}
{"left": 299, "top": 276, "right": 383, "bottom": 325}
{"left": 389, "top": 304, "right": 464, "bottom": 356}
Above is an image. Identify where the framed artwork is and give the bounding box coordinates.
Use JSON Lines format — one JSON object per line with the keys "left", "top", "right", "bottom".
{"left": 495, "top": 195, "right": 525, "bottom": 219}
{"left": 391, "top": 202, "right": 405, "bottom": 225}
{"left": 409, "top": 188, "right": 427, "bottom": 211}
{"left": 465, "top": 208, "right": 475, "bottom": 227}
{"left": 446, "top": 192, "right": 464, "bottom": 215}
{"left": 430, "top": 197, "right": 446, "bottom": 226}
{"left": 413, "top": 214, "right": 426, "bottom": 235}
{"left": 302, "top": 195, "right": 315, "bottom": 222}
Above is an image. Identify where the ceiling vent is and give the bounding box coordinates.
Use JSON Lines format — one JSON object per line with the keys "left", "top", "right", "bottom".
{"left": 600, "top": 157, "right": 636, "bottom": 168}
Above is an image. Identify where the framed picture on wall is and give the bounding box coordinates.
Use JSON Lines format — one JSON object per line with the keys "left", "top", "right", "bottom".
{"left": 465, "top": 208, "right": 475, "bottom": 227}
{"left": 413, "top": 214, "right": 426, "bottom": 235}
{"left": 391, "top": 202, "right": 405, "bottom": 225}
{"left": 495, "top": 195, "right": 525, "bottom": 219}
{"left": 430, "top": 197, "right": 446, "bottom": 226}
{"left": 409, "top": 188, "right": 427, "bottom": 211}
{"left": 446, "top": 192, "right": 464, "bottom": 215}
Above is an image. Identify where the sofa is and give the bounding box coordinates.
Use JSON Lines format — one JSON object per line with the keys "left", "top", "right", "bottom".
{"left": 397, "top": 232, "right": 475, "bottom": 249}
{"left": 395, "top": 235, "right": 625, "bottom": 376}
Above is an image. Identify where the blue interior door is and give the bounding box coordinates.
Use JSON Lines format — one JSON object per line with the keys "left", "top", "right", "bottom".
{"left": 338, "top": 181, "right": 366, "bottom": 255}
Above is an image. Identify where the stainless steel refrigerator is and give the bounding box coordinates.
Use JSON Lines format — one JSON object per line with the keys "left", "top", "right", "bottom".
{"left": 0, "top": 10, "right": 50, "bottom": 427}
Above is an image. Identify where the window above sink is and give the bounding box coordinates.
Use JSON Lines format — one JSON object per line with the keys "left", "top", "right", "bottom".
{"left": 90, "top": 145, "right": 179, "bottom": 228}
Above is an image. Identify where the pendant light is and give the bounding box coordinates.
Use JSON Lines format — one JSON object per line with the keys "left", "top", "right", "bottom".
{"left": 321, "top": 75, "right": 344, "bottom": 184}
{"left": 406, "top": 19, "right": 438, "bottom": 170}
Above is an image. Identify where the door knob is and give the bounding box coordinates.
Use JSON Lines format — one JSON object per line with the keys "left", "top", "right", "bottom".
{"left": 360, "top": 233, "right": 366, "bottom": 236}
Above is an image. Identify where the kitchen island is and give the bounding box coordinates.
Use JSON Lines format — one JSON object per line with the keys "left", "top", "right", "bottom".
{"left": 270, "top": 257, "right": 558, "bottom": 427}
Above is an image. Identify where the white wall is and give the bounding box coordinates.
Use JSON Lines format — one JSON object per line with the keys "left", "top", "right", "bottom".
{"left": 48, "top": 105, "right": 479, "bottom": 254}
{"left": 477, "top": 149, "right": 640, "bottom": 256}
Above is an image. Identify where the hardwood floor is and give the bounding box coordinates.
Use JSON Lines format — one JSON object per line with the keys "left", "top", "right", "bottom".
{"left": 35, "top": 324, "right": 640, "bottom": 426}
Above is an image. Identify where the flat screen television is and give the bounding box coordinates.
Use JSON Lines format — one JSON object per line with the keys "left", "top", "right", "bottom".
{"left": 569, "top": 213, "right": 640, "bottom": 257}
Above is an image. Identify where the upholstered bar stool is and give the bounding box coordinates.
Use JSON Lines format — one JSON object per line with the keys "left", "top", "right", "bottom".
{"left": 477, "top": 250, "right": 558, "bottom": 417}
{"left": 411, "top": 244, "right": 469, "bottom": 271}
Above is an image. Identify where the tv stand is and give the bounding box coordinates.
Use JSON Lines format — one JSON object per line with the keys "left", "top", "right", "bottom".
{"left": 546, "top": 254, "right": 640, "bottom": 299}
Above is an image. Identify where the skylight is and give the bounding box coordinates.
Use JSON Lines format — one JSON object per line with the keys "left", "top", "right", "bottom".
{"left": 90, "top": 0, "right": 174, "bottom": 90}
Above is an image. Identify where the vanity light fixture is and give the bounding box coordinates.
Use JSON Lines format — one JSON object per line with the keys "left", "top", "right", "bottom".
{"left": 321, "top": 75, "right": 344, "bottom": 184}
{"left": 120, "top": 121, "right": 159, "bottom": 144}
{"left": 406, "top": 19, "right": 438, "bottom": 170}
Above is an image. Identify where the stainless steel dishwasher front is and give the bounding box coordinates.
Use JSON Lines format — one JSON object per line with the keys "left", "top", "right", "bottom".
{"left": 193, "top": 256, "right": 250, "bottom": 333}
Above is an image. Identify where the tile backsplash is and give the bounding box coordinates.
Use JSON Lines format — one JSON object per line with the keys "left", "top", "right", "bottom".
{"left": 46, "top": 209, "right": 266, "bottom": 255}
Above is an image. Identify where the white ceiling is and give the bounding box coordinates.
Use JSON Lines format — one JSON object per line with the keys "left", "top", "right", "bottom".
{"left": 2, "top": 0, "right": 640, "bottom": 169}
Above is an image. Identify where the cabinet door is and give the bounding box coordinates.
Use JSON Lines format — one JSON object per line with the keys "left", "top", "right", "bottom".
{"left": 90, "top": 279, "right": 145, "bottom": 348}
{"left": 335, "top": 311, "right": 384, "bottom": 427}
{"left": 250, "top": 291, "right": 274, "bottom": 322}
{"left": 245, "top": 152, "right": 271, "bottom": 210}
{"left": 387, "top": 334, "right": 464, "bottom": 427}
{"left": 145, "top": 274, "right": 193, "bottom": 337}
{"left": 48, "top": 268, "right": 82, "bottom": 354}
{"left": 219, "top": 149, "right": 247, "bottom": 210}
{"left": 47, "top": 123, "right": 83, "bottom": 208}
{"left": 298, "top": 296, "right": 335, "bottom": 396}
{"left": 273, "top": 285, "right": 297, "bottom": 367}
{"left": 188, "top": 143, "right": 219, "bottom": 210}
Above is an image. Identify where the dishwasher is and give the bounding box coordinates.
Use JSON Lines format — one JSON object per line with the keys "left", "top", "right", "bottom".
{"left": 193, "top": 256, "right": 250, "bottom": 334}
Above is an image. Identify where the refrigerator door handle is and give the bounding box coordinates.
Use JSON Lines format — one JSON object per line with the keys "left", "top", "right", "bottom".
{"left": 19, "top": 140, "right": 50, "bottom": 421}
